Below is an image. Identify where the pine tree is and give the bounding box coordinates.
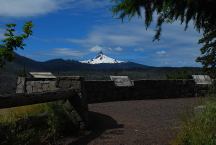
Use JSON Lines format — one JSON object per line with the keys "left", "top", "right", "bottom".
{"left": 112, "top": 0, "right": 216, "bottom": 76}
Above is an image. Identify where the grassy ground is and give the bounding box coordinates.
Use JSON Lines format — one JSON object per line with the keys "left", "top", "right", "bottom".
{"left": 0, "top": 102, "right": 81, "bottom": 145}
{"left": 172, "top": 97, "right": 216, "bottom": 145}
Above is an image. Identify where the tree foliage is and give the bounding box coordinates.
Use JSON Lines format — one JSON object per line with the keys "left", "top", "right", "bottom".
{"left": 0, "top": 21, "right": 33, "bottom": 67}
{"left": 112, "top": 0, "right": 216, "bottom": 76}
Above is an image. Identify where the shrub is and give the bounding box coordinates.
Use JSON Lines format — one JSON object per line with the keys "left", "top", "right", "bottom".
{"left": 172, "top": 100, "right": 216, "bottom": 145}
{"left": 207, "top": 81, "right": 216, "bottom": 97}
{"left": 0, "top": 102, "right": 80, "bottom": 145}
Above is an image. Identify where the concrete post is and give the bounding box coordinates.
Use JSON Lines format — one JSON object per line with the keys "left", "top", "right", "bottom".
{"left": 57, "top": 76, "right": 88, "bottom": 129}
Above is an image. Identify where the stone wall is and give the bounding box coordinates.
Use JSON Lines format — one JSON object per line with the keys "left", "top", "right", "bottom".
{"left": 56, "top": 76, "right": 83, "bottom": 90}
{"left": 26, "top": 80, "right": 57, "bottom": 93}
{"left": 84, "top": 79, "right": 196, "bottom": 103}
{"left": 16, "top": 77, "right": 212, "bottom": 104}
{"left": 16, "top": 76, "right": 83, "bottom": 94}
{"left": 15, "top": 76, "right": 88, "bottom": 128}
{"left": 16, "top": 77, "right": 57, "bottom": 94}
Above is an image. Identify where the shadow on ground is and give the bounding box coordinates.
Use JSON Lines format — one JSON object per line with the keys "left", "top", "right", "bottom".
{"left": 69, "top": 111, "right": 124, "bottom": 145}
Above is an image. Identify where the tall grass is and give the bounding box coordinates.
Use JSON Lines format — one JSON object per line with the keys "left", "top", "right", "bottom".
{"left": 0, "top": 102, "right": 80, "bottom": 145}
{"left": 172, "top": 98, "right": 216, "bottom": 145}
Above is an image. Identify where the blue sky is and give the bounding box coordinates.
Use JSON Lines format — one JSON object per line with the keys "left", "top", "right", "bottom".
{"left": 0, "top": 0, "right": 202, "bottom": 67}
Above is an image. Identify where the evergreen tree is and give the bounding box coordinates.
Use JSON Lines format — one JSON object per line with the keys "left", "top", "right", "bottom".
{"left": 112, "top": 0, "right": 216, "bottom": 76}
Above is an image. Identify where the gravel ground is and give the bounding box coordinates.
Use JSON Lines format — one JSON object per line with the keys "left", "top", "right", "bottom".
{"left": 70, "top": 97, "right": 201, "bottom": 145}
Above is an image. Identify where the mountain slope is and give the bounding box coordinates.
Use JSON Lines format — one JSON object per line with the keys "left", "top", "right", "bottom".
{"left": 2, "top": 53, "right": 150, "bottom": 73}
{"left": 0, "top": 53, "right": 202, "bottom": 94}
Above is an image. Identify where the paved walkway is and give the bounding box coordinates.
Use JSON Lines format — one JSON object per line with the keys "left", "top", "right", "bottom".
{"left": 71, "top": 98, "right": 200, "bottom": 145}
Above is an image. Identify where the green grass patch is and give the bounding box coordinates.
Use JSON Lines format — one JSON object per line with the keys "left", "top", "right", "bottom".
{"left": 0, "top": 102, "right": 80, "bottom": 145}
{"left": 172, "top": 98, "right": 216, "bottom": 145}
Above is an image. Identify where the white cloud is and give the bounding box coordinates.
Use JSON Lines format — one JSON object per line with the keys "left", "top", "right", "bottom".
{"left": 68, "top": 21, "right": 154, "bottom": 47}
{"left": 134, "top": 48, "right": 145, "bottom": 52}
{"left": 88, "top": 45, "right": 124, "bottom": 53}
{"left": 52, "top": 48, "right": 85, "bottom": 57}
{"left": 69, "top": 0, "right": 110, "bottom": 10}
{"left": 0, "top": 0, "right": 71, "bottom": 17}
{"left": 114, "top": 47, "right": 123, "bottom": 52}
{"left": 68, "top": 20, "right": 202, "bottom": 66}
{"left": 89, "top": 45, "right": 103, "bottom": 52}
{"left": 156, "top": 50, "right": 167, "bottom": 56}
{"left": 107, "top": 47, "right": 113, "bottom": 51}
{"left": 68, "top": 20, "right": 201, "bottom": 50}
{"left": 0, "top": 0, "right": 111, "bottom": 18}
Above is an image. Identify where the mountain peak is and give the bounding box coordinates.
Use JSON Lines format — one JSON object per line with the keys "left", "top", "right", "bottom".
{"left": 80, "top": 52, "right": 124, "bottom": 64}
{"left": 95, "top": 51, "right": 105, "bottom": 59}
{"left": 98, "top": 51, "right": 104, "bottom": 55}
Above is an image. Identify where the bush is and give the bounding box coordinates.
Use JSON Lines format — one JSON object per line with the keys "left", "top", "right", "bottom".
{"left": 0, "top": 102, "right": 80, "bottom": 145}
{"left": 207, "top": 81, "right": 216, "bottom": 97}
{"left": 172, "top": 100, "right": 216, "bottom": 145}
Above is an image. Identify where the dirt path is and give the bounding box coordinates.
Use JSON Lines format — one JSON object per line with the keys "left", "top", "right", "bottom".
{"left": 71, "top": 98, "right": 200, "bottom": 145}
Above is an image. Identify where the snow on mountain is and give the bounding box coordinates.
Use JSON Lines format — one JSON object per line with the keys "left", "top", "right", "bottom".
{"left": 80, "top": 51, "right": 124, "bottom": 64}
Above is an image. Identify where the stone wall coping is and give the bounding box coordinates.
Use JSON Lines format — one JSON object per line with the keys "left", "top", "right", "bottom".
{"left": 85, "top": 79, "right": 195, "bottom": 82}
{"left": 24, "top": 77, "right": 56, "bottom": 81}
{"left": 57, "top": 76, "right": 84, "bottom": 80}
{"left": 18, "top": 76, "right": 84, "bottom": 81}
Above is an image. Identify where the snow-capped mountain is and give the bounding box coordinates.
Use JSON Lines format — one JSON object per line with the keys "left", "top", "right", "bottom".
{"left": 80, "top": 51, "right": 124, "bottom": 64}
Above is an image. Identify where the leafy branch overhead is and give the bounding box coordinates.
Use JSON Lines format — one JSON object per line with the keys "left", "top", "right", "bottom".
{"left": 0, "top": 21, "right": 33, "bottom": 67}
{"left": 112, "top": 0, "right": 216, "bottom": 76}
